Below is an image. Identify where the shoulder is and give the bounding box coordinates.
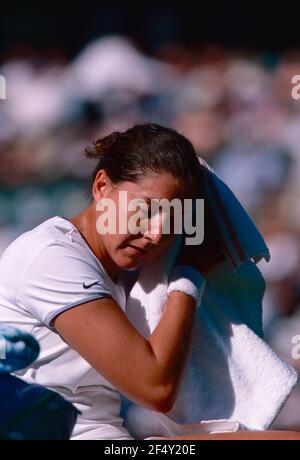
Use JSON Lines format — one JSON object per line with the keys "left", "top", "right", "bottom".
{"left": 4, "top": 216, "right": 99, "bottom": 273}
{"left": 18, "top": 216, "right": 107, "bottom": 282}
{"left": 12, "top": 218, "right": 119, "bottom": 329}
{"left": 10, "top": 215, "right": 111, "bottom": 302}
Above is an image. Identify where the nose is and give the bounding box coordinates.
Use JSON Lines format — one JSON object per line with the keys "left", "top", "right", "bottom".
{"left": 142, "top": 212, "right": 166, "bottom": 246}
{"left": 143, "top": 229, "right": 163, "bottom": 246}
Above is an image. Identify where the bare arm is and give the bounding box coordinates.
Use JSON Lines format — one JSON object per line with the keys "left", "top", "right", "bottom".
{"left": 53, "top": 218, "right": 225, "bottom": 414}
{"left": 53, "top": 290, "right": 197, "bottom": 414}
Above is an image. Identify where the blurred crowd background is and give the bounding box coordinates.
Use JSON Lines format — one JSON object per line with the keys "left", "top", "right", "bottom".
{"left": 0, "top": 4, "right": 300, "bottom": 430}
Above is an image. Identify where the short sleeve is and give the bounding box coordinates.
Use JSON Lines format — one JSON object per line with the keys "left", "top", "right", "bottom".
{"left": 16, "top": 241, "right": 114, "bottom": 331}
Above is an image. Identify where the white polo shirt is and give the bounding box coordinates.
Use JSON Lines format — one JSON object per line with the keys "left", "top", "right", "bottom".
{"left": 0, "top": 216, "right": 134, "bottom": 440}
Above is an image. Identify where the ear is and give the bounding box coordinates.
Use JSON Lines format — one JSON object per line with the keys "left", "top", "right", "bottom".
{"left": 92, "top": 169, "right": 112, "bottom": 201}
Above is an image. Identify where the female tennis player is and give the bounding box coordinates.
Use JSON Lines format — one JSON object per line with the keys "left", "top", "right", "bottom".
{"left": 0, "top": 123, "right": 299, "bottom": 440}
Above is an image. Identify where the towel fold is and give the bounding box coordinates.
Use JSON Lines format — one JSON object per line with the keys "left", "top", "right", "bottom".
{"left": 198, "top": 157, "right": 271, "bottom": 269}
{"left": 120, "top": 159, "right": 298, "bottom": 439}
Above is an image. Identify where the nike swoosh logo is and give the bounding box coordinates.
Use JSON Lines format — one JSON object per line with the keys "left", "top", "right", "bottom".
{"left": 83, "top": 281, "right": 101, "bottom": 289}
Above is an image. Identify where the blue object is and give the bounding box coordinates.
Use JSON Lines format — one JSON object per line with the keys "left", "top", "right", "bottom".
{"left": 0, "top": 325, "right": 79, "bottom": 439}
{"left": 0, "top": 374, "right": 80, "bottom": 440}
{"left": 0, "top": 324, "right": 40, "bottom": 373}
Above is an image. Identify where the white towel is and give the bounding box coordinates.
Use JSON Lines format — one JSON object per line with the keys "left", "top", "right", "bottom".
{"left": 119, "top": 160, "right": 298, "bottom": 440}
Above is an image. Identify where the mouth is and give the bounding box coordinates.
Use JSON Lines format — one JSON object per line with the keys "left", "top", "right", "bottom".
{"left": 127, "top": 244, "right": 149, "bottom": 255}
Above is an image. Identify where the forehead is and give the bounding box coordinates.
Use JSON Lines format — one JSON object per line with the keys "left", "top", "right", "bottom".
{"left": 117, "top": 173, "right": 194, "bottom": 201}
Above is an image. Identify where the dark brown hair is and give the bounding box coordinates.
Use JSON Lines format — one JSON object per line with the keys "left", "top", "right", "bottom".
{"left": 85, "top": 123, "right": 202, "bottom": 197}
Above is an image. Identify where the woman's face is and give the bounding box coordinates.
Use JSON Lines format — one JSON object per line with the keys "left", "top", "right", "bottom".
{"left": 93, "top": 170, "right": 195, "bottom": 270}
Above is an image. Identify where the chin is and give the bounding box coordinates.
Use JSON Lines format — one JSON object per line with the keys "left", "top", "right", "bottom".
{"left": 120, "top": 254, "right": 154, "bottom": 271}
{"left": 115, "top": 255, "right": 141, "bottom": 271}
